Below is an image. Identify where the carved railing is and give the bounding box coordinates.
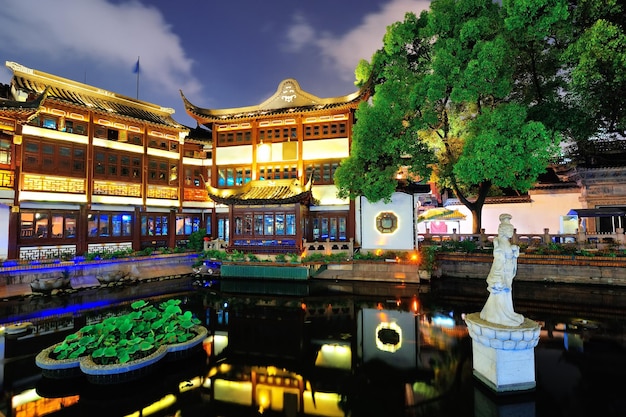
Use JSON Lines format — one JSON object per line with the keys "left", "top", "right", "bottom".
{"left": 420, "top": 228, "right": 626, "bottom": 249}
{"left": 302, "top": 238, "right": 354, "bottom": 256}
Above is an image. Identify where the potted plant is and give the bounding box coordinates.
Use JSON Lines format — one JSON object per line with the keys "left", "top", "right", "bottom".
{"left": 36, "top": 298, "right": 207, "bottom": 383}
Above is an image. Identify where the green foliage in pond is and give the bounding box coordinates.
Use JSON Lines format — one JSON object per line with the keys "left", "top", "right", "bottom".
{"left": 50, "top": 299, "right": 201, "bottom": 365}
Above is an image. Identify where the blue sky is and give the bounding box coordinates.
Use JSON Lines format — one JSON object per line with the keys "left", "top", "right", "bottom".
{"left": 0, "top": 0, "right": 430, "bottom": 127}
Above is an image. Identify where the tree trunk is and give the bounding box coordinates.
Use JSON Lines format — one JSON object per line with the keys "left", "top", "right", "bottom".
{"left": 452, "top": 181, "right": 491, "bottom": 234}
{"left": 470, "top": 206, "right": 483, "bottom": 235}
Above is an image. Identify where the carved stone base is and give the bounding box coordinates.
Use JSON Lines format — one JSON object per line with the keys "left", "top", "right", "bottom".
{"left": 465, "top": 312, "right": 540, "bottom": 393}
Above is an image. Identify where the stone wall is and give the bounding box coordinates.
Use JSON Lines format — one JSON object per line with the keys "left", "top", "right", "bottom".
{"left": 314, "top": 261, "right": 420, "bottom": 283}
{"left": 435, "top": 253, "right": 626, "bottom": 286}
{"left": 0, "top": 253, "right": 198, "bottom": 288}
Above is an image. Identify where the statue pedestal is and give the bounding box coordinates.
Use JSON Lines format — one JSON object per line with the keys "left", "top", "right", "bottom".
{"left": 465, "top": 313, "right": 540, "bottom": 393}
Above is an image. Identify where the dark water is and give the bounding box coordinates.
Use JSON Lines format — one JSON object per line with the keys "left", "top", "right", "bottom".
{"left": 1, "top": 276, "right": 625, "bottom": 417}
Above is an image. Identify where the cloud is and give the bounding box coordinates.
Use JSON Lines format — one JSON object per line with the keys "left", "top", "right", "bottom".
{"left": 284, "top": 13, "right": 316, "bottom": 53}
{"left": 284, "top": 0, "right": 431, "bottom": 82}
{"left": 0, "top": 0, "right": 202, "bottom": 99}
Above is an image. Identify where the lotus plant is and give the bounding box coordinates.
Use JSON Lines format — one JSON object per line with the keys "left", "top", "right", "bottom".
{"left": 51, "top": 299, "right": 202, "bottom": 365}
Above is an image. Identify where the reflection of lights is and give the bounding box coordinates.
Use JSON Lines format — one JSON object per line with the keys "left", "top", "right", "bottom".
{"left": 123, "top": 394, "right": 176, "bottom": 417}
{"left": 432, "top": 315, "right": 455, "bottom": 328}
{"left": 178, "top": 377, "right": 202, "bottom": 392}
{"left": 411, "top": 297, "right": 420, "bottom": 315}
{"left": 258, "top": 388, "right": 271, "bottom": 413}
{"left": 375, "top": 321, "right": 402, "bottom": 352}
{"left": 316, "top": 344, "right": 352, "bottom": 369}
{"left": 12, "top": 389, "right": 79, "bottom": 412}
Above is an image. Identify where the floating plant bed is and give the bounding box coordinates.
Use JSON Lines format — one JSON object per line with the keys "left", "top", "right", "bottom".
{"left": 35, "top": 299, "right": 206, "bottom": 384}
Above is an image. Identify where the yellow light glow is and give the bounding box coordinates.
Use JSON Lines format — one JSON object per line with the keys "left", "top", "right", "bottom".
{"left": 257, "top": 142, "right": 271, "bottom": 162}
{"left": 258, "top": 388, "right": 271, "bottom": 410}
{"left": 179, "top": 377, "right": 202, "bottom": 392}
{"left": 375, "top": 321, "right": 403, "bottom": 353}
{"left": 123, "top": 394, "right": 176, "bottom": 417}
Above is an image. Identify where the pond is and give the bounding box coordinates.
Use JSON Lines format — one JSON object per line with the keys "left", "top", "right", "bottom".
{"left": 1, "top": 276, "right": 625, "bottom": 417}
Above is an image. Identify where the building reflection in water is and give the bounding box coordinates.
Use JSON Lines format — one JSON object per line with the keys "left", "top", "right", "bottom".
{"left": 1, "top": 278, "right": 626, "bottom": 416}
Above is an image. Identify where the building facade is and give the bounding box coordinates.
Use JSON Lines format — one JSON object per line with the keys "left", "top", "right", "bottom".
{"left": 0, "top": 61, "right": 212, "bottom": 261}
{"left": 181, "top": 79, "right": 365, "bottom": 254}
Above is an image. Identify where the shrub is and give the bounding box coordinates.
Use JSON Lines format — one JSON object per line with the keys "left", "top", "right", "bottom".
{"left": 187, "top": 228, "right": 208, "bottom": 252}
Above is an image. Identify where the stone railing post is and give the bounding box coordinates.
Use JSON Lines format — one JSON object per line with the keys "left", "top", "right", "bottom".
{"left": 480, "top": 228, "right": 487, "bottom": 247}
{"left": 616, "top": 228, "right": 625, "bottom": 246}
{"left": 452, "top": 228, "right": 458, "bottom": 241}
{"left": 576, "top": 228, "right": 586, "bottom": 248}
{"left": 544, "top": 228, "right": 551, "bottom": 245}
{"left": 512, "top": 228, "right": 519, "bottom": 245}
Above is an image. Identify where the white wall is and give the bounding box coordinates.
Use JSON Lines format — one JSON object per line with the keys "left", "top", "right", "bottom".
{"left": 359, "top": 192, "right": 416, "bottom": 251}
{"left": 444, "top": 190, "right": 582, "bottom": 235}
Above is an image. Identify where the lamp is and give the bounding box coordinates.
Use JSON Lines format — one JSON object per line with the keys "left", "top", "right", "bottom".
{"left": 257, "top": 141, "right": 271, "bottom": 162}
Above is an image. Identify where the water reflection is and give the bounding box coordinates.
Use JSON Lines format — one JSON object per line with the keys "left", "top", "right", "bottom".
{"left": 0, "top": 277, "right": 625, "bottom": 416}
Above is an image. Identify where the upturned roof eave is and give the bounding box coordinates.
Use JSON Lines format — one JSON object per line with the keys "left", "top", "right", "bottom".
{"left": 7, "top": 61, "right": 187, "bottom": 130}
{"left": 181, "top": 79, "right": 365, "bottom": 124}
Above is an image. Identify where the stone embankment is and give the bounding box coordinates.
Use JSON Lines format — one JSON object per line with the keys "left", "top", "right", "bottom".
{"left": 313, "top": 261, "right": 421, "bottom": 283}
{"left": 435, "top": 253, "right": 626, "bottom": 286}
{"left": 0, "top": 253, "right": 197, "bottom": 296}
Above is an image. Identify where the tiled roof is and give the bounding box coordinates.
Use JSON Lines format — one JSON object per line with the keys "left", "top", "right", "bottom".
{"left": 6, "top": 61, "right": 186, "bottom": 130}
{"left": 0, "top": 87, "right": 47, "bottom": 120}
{"left": 181, "top": 78, "right": 366, "bottom": 123}
{"left": 207, "top": 178, "right": 312, "bottom": 205}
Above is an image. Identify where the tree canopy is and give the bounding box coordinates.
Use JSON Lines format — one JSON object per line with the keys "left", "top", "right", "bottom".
{"left": 335, "top": 0, "right": 624, "bottom": 232}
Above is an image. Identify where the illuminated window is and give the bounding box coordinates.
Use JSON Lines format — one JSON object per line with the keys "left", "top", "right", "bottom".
{"left": 19, "top": 210, "right": 78, "bottom": 241}
{"left": 0, "top": 137, "right": 11, "bottom": 165}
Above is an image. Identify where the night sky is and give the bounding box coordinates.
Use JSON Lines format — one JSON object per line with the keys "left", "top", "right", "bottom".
{"left": 0, "top": 0, "right": 430, "bottom": 126}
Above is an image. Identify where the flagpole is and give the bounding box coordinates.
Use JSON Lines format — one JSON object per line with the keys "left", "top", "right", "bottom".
{"left": 135, "top": 56, "right": 140, "bottom": 99}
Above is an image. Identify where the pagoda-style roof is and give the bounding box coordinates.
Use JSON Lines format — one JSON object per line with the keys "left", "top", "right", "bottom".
{"left": 181, "top": 78, "right": 365, "bottom": 123}
{"left": 0, "top": 87, "right": 47, "bottom": 121}
{"left": 207, "top": 178, "right": 312, "bottom": 205}
{"left": 6, "top": 61, "right": 186, "bottom": 129}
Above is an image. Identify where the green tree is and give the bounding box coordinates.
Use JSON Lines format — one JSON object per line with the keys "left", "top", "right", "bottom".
{"left": 336, "top": 0, "right": 558, "bottom": 232}
{"left": 564, "top": 0, "right": 626, "bottom": 139}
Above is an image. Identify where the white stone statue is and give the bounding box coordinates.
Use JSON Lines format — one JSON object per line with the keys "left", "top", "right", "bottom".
{"left": 479, "top": 213, "right": 525, "bottom": 326}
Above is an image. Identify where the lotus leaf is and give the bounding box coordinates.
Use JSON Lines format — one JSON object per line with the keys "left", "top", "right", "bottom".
{"left": 118, "top": 351, "right": 131, "bottom": 364}
{"left": 69, "top": 345, "right": 86, "bottom": 359}
{"left": 79, "top": 335, "right": 96, "bottom": 346}
{"left": 119, "top": 319, "right": 133, "bottom": 334}
{"left": 103, "top": 346, "right": 117, "bottom": 357}
{"left": 131, "top": 300, "right": 148, "bottom": 309}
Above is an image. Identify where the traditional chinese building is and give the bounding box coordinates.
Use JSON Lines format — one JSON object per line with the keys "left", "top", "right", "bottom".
{"left": 0, "top": 61, "right": 212, "bottom": 261}
{"left": 181, "top": 79, "right": 366, "bottom": 254}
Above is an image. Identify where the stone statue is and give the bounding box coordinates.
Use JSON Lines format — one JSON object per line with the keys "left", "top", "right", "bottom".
{"left": 479, "top": 213, "right": 525, "bottom": 326}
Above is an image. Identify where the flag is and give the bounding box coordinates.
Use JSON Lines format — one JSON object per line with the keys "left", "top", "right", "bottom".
{"left": 133, "top": 58, "right": 140, "bottom": 74}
